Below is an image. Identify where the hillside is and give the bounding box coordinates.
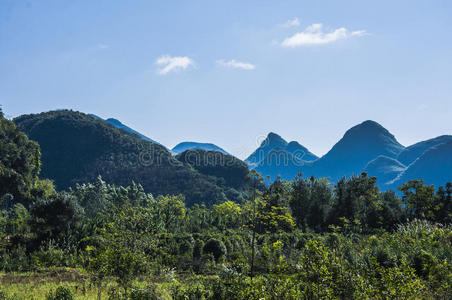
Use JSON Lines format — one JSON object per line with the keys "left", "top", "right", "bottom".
{"left": 172, "top": 142, "right": 230, "bottom": 155}
{"left": 397, "top": 135, "right": 452, "bottom": 166}
{"left": 176, "top": 149, "right": 250, "bottom": 200}
{"left": 14, "top": 110, "right": 248, "bottom": 206}
{"left": 89, "top": 114, "right": 161, "bottom": 145}
{"left": 363, "top": 155, "right": 406, "bottom": 186}
{"left": 390, "top": 140, "right": 452, "bottom": 188}
{"left": 302, "top": 120, "right": 405, "bottom": 181}
{"left": 246, "top": 132, "right": 318, "bottom": 180}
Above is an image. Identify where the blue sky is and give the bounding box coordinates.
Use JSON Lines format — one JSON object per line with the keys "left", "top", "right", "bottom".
{"left": 1, "top": 0, "right": 451, "bottom": 159}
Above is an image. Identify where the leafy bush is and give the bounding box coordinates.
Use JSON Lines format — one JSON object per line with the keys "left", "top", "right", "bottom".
{"left": 46, "top": 286, "right": 74, "bottom": 300}
{"left": 203, "top": 239, "right": 227, "bottom": 262}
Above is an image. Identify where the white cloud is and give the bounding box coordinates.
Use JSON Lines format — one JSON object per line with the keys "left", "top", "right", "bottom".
{"left": 216, "top": 59, "right": 255, "bottom": 70}
{"left": 281, "top": 23, "right": 366, "bottom": 47}
{"left": 280, "top": 18, "right": 300, "bottom": 28}
{"left": 97, "top": 43, "right": 109, "bottom": 49}
{"left": 156, "top": 55, "right": 195, "bottom": 75}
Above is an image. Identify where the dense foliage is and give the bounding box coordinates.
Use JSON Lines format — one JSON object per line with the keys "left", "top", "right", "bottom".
{"left": 14, "top": 110, "right": 249, "bottom": 206}
{"left": 2, "top": 110, "right": 452, "bottom": 299}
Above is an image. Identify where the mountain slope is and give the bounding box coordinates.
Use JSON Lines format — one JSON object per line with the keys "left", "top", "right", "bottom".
{"left": 14, "top": 110, "right": 248, "bottom": 206}
{"left": 245, "top": 132, "right": 288, "bottom": 168}
{"left": 397, "top": 135, "right": 452, "bottom": 166}
{"left": 390, "top": 140, "right": 452, "bottom": 188}
{"left": 254, "top": 148, "right": 306, "bottom": 181}
{"left": 176, "top": 149, "right": 249, "bottom": 191}
{"left": 246, "top": 133, "right": 318, "bottom": 180}
{"left": 286, "top": 141, "right": 319, "bottom": 162}
{"left": 364, "top": 155, "right": 406, "bottom": 185}
{"left": 302, "top": 120, "right": 405, "bottom": 181}
{"left": 172, "top": 142, "right": 230, "bottom": 155}
{"left": 89, "top": 114, "right": 160, "bottom": 145}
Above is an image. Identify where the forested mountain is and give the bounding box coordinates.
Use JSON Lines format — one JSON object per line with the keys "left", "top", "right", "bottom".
{"left": 397, "top": 135, "right": 452, "bottom": 166}
{"left": 89, "top": 114, "right": 161, "bottom": 145}
{"left": 176, "top": 149, "right": 250, "bottom": 191}
{"left": 13, "top": 110, "right": 249, "bottom": 206}
{"left": 172, "top": 142, "right": 230, "bottom": 155}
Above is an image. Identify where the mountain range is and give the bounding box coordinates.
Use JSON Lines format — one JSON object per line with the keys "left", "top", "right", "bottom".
{"left": 12, "top": 110, "right": 452, "bottom": 196}
{"left": 14, "top": 110, "right": 250, "bottom": 206}
{"left": 245, "top": 121, "right": 450, "bottom": 189}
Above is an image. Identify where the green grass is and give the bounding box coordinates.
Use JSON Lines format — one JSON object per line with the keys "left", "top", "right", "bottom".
{"left": 0, "top": 269, "right": 178, "bottom": 299}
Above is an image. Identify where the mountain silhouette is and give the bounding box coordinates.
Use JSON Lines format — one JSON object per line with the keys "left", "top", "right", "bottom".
{"left": 397, "top": 135, "right": 452, "bottom": 166}
{"left": 245, "top": 132, "right": 318, "bottom": 180}
{"left": 14, "top": 110, "right": 248, "bottom": 206}
{"left": 302, "top": 120, "right": 405, "bottom": 181}
{"left": 88, "top": 114, "right": 161, "bottom": 145}
{"left": 390, "top": 139, "right": 452, "bottom": 188}
{"left": 172, "top": 142, "right": 230, "bottom": 155}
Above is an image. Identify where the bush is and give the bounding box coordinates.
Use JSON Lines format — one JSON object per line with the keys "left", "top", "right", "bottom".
{"left": 203, "top": 239, "right": 226, "bottom": 262}
{"left": 46, "top": 286, "right": 74, "bottom": 300}
{"left": 130, "top": 288, "right": 158, "bottom": 300}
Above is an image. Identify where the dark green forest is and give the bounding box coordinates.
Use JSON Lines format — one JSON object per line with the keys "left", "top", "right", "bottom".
{"left": 1, "top": 110, "right": 452, "bottom": 299}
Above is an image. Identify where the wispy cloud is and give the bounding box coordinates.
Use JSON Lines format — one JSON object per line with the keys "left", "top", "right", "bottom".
{"left": 156, "top": 55, "right": 195, "bottom": 75}
{"left": 97, "top": 43, "right": 109, "bottom": 49}
{"left": 281, "top": 23, "right": 366, "bottom": 47}
{"left": 280, "top": 18, "right": 300, "bottom": 28}
{"left": 216, "top": 59, "right": 255, "bottom": 70}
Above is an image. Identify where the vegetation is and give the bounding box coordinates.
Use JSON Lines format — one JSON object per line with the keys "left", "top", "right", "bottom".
{"left": 14, "top": 110, "right": 250, "bottom": 207}
{"left": 1, "top": 110, "right": 452, "bottom": 299}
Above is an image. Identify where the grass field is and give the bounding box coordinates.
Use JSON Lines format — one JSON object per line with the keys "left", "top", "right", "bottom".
{"left": 0, "top": 268, "right": 173, "bottom": 299}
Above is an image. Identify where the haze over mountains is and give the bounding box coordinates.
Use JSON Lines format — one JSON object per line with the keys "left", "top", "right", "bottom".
{"left": 11, "top": 109, "right": 452, "bottom": 196}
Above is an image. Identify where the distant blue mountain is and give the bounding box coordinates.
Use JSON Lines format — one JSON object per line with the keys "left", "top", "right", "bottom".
{"left": 364, "top": 155, "right": 407, "bottom": 185}
{"left": 89, "top": 114, "right": 161, "bottom": 145}
{"left": 301, "top": 120, "right": 405, "bottom": 182}
{"left": 247, "top": 121, "right": 451, "bottom": 189}
{"left": 172, "top": 142, "right": 230, "bottom": 155}
{"left": 245, "top": 133, "right": 289, "bottom": 168}
{"left": 245, "top": 132, "right": 318, "bottom": 180}
{"left": 397, "top": 135, "right": 452, "bottom": 166}
{"left": 390, "top": 139, "right": 452, "bottom": 188}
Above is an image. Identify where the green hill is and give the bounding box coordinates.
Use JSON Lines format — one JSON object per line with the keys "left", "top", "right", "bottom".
{"left": 14, "top": 110, "right": 249, "bottom": 206}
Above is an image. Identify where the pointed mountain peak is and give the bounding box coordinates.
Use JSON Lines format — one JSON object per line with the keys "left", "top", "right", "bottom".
{"left": 261, "top": 132, "right": 287, "bottom": 147}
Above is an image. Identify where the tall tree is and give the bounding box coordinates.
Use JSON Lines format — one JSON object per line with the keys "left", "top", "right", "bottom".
{"left": 0, "top": 111, "right": 41, "bottom": 206}
{"left": 399, "top": 180, "right": 436, "bottom": 220}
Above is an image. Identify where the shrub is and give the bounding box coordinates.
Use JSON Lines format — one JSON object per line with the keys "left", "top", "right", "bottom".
{"left": 203, "top": 239, "right": 226, "bottom": 262}
{"left": 46, "top": 286, "right": 74, "bottom": 300}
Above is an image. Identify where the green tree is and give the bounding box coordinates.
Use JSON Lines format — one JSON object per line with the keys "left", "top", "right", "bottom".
{"left": 399, "top": 180, "right": 436, "bottom": 220}
{"left": 0, "top": 111, "right": 41, "bottom": 206}
{"left": 30, "top": 192, "right": 84, "bottom": 248}
{"left": 330, "top": 173, "right": 380, "bottom": 232}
